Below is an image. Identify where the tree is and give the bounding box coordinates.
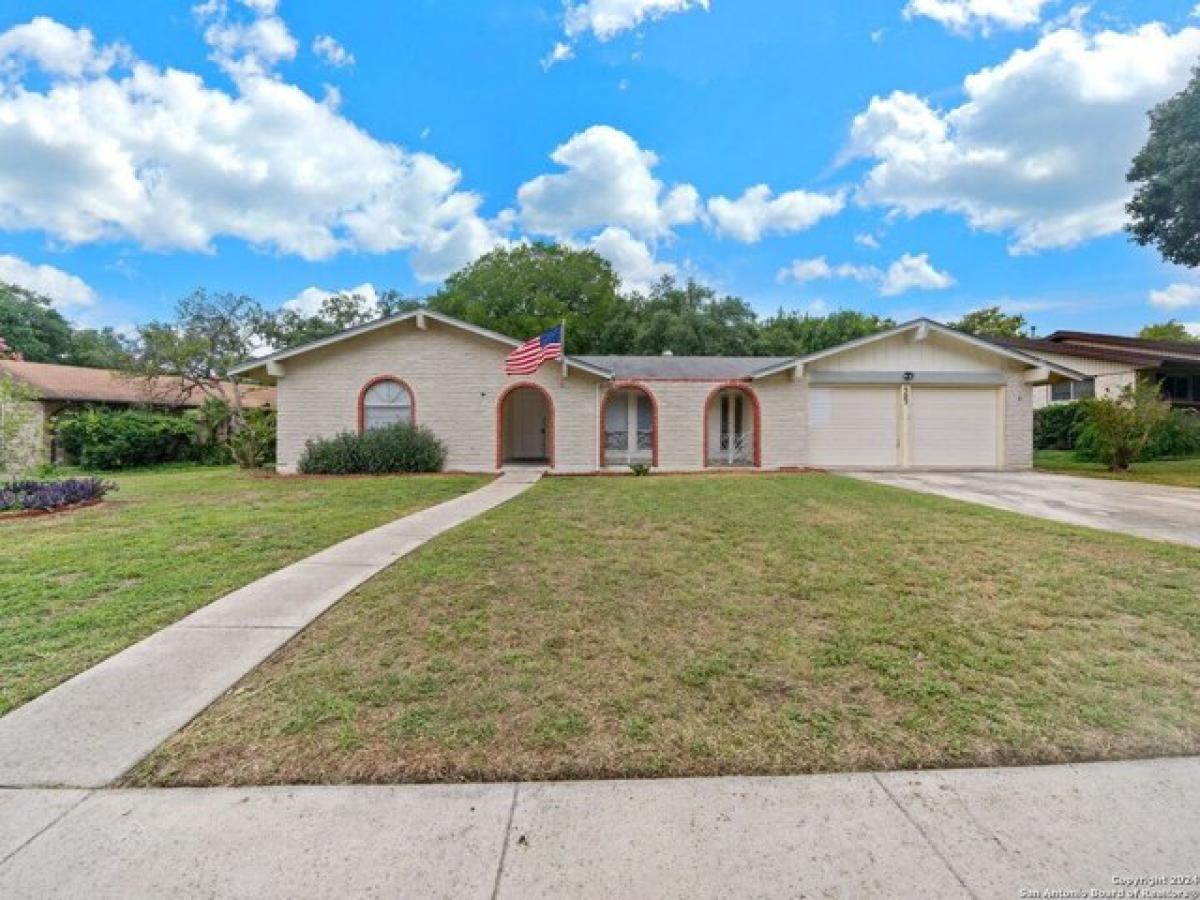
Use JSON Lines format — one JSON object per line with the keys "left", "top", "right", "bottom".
{"left": 63, "top": 327, "right": 136, "bottom": 368}
{"left": 1079, "top": 380, "right": 1171, "bottom": 472}
{"left": 948, "top": 306, "right": 1031, "bottom": 339}
{"left": 0, "top": 373, "right": 38, "bottom": 476}
{"left": 755, "top": 309, "right": 894, "bottom": 356}
{"left": 621, "top": 277, "right": 761, "bottom": 356}
{"left": 0, "top": 283, "right": 74, "bottom": 362}
{"left": 1138, "top": 320, "right": 1199, "bottom": 342}
{"left": 428, "top": 243, "right": 629, "bottom": 353}
{"left": 128, "top": 290, "right": 265, "bottom": 464}
{"left": 1128, "top": 64, "right": 1200, "bottom": 268}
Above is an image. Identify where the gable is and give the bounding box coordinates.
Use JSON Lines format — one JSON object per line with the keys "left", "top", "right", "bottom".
{"left": 808, "top": 328, "right": 1013, "bottom": 374}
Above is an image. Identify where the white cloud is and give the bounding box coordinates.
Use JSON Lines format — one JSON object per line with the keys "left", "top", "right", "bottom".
{"left": 541, "top": 41, "right": 574, "bottom": 70}
{"left": 777, "top": 252, "right": 951, "bottom": 297}
{"left": 903, "top": 0, "right": 1050, "bottom": 35}
{"left": 312, "top": 34, "right": 354, "bottom": 68}
{"left": 0, "top": 16, "right": 128, "bottom": 77}
{"left": 197, "top": 0, "right": 298, "bottom": 78}
{"left": 777, "top": 256, "right": 878, "bottom": 285}
{"left": 880, "top": 252, "right": 955, "bottom": 296}
{"left": 283, "top": 282, "right": 378, "bottom": 316}
{"left": 854, "top": 232, "right": 880, "bottom": 249}
{"left": 563, "top": 0, "right": 709, "bottom": 42}
{"left": 588, "top": 226, "right": 676, "bottom": 293}
{"left": 517, "top": 125, "right": 699, "bottom": 239}
{"left": 0, "top": 254, "right": 96, "bottom": 308}
{"left": 0, "top": 15, "right": 505, "bottom": 281}
{"left": 849, "top": 23, "right": 1200, "bottom": 255}
{"left": 706, "top": 185, "right": 845, "bottom": 243}
{"left": 1149, "top": 283, "right": 1200, "bottom": 310}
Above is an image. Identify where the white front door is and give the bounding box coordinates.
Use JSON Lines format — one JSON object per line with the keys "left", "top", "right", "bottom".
{"left": 509, "top": 389, "right": 548, "bottom": 460}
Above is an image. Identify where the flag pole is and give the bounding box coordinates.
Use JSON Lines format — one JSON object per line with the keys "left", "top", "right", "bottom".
{"left": 561, "top": 317, "right": 568, "bottom": 379}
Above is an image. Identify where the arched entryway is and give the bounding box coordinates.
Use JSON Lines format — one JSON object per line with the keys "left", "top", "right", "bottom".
{"left": 601, "top": 384, "right": 658, "bottom": 468}
{"left": 497, "top": 383, "right": 554, "bottom": 467}
{"left": 704, "top": 383, "right": 761, "bottom": 467}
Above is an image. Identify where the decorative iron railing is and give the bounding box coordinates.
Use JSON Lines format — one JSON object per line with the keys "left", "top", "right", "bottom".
{"left": 708, "top": 431, "right": 754, "bottom": 466}
{"left": 605, "top": 430, "right": 654, "bottom": 463}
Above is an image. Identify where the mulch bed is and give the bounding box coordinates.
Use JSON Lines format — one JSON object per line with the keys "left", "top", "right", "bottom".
{"left": 0, "top": 499, "right": 105, "bottom": 522}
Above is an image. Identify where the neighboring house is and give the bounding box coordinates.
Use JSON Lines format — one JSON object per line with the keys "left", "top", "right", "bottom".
{"left": 997, "top": 331, "right": 1200, "bottom": 410}
{"left": 233, "top": 311, "right": 1080, "bottom": 474}
{"left": 0, "top": 360, "right": 276, "bottom": 469}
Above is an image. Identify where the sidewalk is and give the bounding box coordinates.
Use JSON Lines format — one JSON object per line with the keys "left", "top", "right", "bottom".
{"left": 0, "top": 471, "right": 542, "bottom": 789}
{"left": 1, "top": 756, "right": 1196, "bottom": 898}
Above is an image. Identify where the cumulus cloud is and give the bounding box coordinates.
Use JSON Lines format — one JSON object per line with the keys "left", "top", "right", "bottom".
{"left": 777, "top": 252, "right": 953, "bottom": 297}
{"left": 903, "top": 0, "right": 1050, "bottom": 34}
{"left": 197, "top": 0, "right": 298, "bottom": 78}
{"left": 517, "top": 125, "right": 699, "bottom": 239}
{"left": 283, "top": 281, "right": 378, "bottom": 316}
{"left": 564, "top": 0, "right": 709, "bottom": 42}
{"left": 879, "top": 252, "right": 955, "bottom": 296}
{"left": 1149, "top": 283, "right": 1200, "bottom": 310}
{"left": 0, "top": 254, "right": 96, "bottom": 307}
{"left": 0, "top": 13, "right": 505, "bottom": 281}
{"left": 588, "top": 226, "right": 677, "bottom": 293}
{"left": 312, "top": 34, "right": 354, "bottom": 68}
{"left": 706, "top": 185, "right": 845, "bottom": 243}
{"left": 848, "top": 23, "right": 1200, "bottom": 254}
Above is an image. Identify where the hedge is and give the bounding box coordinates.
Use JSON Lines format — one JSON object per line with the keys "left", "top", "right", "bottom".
{"left": 298, "top": 423, "right": 447, "bottom": 475}
{"left": 56, "top": 408, "right": 200, "bottom": 470}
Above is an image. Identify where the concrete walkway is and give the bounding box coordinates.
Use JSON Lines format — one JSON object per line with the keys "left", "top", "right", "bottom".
{"left": 0, "top": 756, "right": 1196, "bottom": 898}
{"left": 0, "top": 471, "right": 542, "bottom": 789}
{"left": 852, "top": 470, "right": 1200, "bottom": 548}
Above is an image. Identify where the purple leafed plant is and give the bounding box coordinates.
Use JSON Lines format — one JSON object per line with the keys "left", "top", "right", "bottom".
{"left": 0, "top": 478, "right": 117, "bottom": 512}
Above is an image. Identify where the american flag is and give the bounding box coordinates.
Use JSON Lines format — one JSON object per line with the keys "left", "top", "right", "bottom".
{"left": 505, "top": 324, "right": 564, "bottom": 375}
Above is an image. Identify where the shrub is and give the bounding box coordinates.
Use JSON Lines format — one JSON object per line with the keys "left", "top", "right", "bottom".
{"left": 629, "top": 463, "right": 651, "bottom": 476}
{"left": 1033, "top": 402, "right": 1087, "bottom": 451}
{"left": 1145, "top": 407, "right": 1200, "bottom": 458}
{"left": 0, "top": 477, "right": 116, "bottom": 512}
{"left": 229, "top": 407, "right": 277, "bottom": 469}
{"left": 298, "top": 423, "right": 447, "bottom": 475}
{"left": 1073, "top": 381, "right": 1171, "bottom": 471}
{"left": 56, "top": 408, "right": 198, "bottom": 470}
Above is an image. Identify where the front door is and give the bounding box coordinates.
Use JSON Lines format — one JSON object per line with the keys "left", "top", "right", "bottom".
{"left": 509, "top": 388, "right": 548, "bottom": 460}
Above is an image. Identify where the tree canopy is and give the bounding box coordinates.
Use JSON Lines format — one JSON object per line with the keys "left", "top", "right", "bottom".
{"left": 0, "top": 282, "right": 134, "bottom": 368}
{"left": 1127, "top": 64, "right": 1200, "bottom": 268}
{"left": 948, "top": 306, "right": 1031, "bottom": 339}
{"left": 1138, "top": 320, "right": 1199, "bottom": 342}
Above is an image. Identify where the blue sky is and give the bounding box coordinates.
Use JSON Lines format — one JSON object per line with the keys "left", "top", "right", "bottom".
{"left": 2, "top": 0, "right": 1199, "bottom": 337}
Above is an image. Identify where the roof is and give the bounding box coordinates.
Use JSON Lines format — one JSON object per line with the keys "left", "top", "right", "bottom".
{"left": 995, "top": 331, "right": 1200, "bottom": 369}
{"left": 749, "top": 319, "right": 1086, "bottom": 381}
{"left": 231, "top": 309, "right": 615, "bottom": 380}
{"left": 574, "top": 355, "right": 795, "bottom": 380}
{"left": 0, "top": 360, "right": 276, "bottom": 407}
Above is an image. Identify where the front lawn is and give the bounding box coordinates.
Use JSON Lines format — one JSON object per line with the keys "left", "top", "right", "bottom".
{"left": 132, "top": 474, "right": 1200, "bottom": 786}
{"left": 0, "top": 467, "right": 489, "bottom": 715}
{"left": 1036, "top": 450, "right": 1200, "bottom": 488}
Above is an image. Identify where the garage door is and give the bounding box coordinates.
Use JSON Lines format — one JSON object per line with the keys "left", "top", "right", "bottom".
{"left": 909, "top": 387, "right": 999, "bottom": 468}
{"left": 807, "top": 387, "right": 899, "bottom": 467}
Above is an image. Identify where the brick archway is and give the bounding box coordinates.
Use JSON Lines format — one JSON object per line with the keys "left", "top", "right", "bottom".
{"left": 496, "top": 382, "right": 555, "bottom": 469}
{"left": 600, "top": 382, "right": 659, "bottom": 468}
{"left": 702, "top": 382, "right": 762, "bottom": 468}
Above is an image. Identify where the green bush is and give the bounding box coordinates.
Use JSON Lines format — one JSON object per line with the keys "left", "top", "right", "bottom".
{"left": 1075, "top": 404, "right": 1200, "bottom": 463}
{"left": 1034, "top": 402, "right": 1086, "bottom": 451}
{"left": 297, "top": 423, "right": 447, "bottom": 475}
{"left": 1072, "top": 382, "right": 1171, "bottom": 470}
{"left": 56, "top": 408, "right": 199, "bottom": 470}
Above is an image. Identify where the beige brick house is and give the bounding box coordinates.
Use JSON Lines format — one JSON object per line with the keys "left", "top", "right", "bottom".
{"left": 232, "top": 311, "right": 1081, "bottom": 474}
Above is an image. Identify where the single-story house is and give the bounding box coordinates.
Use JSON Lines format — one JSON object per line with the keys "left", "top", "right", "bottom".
{"left": 233, "top": 311, "right": 1081, "bottom": 474}
{"left": 0, "top": 360, "right": 276, "bottom": 469}
{"left": 996, "top": 331, "right": 1200, "bottom": 409}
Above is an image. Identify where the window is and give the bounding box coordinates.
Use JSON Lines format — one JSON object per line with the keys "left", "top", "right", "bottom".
{"left": 1051, "top": 378, "right": 1095, "bottom": 402}
{"left": 1161, "top": 375, "right": 1195, "bottom": 402}
{"left": 361, "top": 379, "right": 413, "bottom": 430}
{"left": 603, "top": 387, "right": 654, "bottom": 466}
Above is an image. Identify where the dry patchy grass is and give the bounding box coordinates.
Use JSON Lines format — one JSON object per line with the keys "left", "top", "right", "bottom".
{"left": 130, "top": 474, "right": 1200, "bottom": 786}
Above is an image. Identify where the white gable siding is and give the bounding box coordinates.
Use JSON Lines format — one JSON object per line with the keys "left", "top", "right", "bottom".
{"left": 809, "top": 330, "right": 1002, "bottom": 374}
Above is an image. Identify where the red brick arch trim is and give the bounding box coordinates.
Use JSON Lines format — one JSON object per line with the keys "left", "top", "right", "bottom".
{"left": 702, "top": 382, "right": 762, "bottom": 468}
{"left": 495, "top": 381, "right": 556, "bottom": 469}
{"left": 358, "top": 376, "right": 416, "bottom": 433}
{"left": 599, "top": 382, "right": 660, "bottom": 468}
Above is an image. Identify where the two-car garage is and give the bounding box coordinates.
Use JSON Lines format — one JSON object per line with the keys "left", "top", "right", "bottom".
{"left": 806, "top": 384, "right": 1002, "bottom": 470}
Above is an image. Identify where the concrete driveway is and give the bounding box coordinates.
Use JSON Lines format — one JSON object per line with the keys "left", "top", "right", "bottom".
{"left": 851, "top": 470, "right": 1200, "bottom": 548}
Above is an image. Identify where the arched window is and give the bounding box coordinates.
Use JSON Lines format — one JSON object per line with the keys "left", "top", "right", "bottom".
{"left": 360, "top": 378, "right": 414, "bottom": 430}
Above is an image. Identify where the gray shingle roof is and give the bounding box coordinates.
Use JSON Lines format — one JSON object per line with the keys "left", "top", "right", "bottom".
{"left": 574, "top": 356, "right": 795, "bottom": 380}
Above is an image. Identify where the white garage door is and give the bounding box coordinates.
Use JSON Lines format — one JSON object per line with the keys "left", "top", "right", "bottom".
{"left": 807, "top": 387, "right": 899, "bottom": 467}
{"left": 909, "top": 387, "right": 999, "bottom": 468}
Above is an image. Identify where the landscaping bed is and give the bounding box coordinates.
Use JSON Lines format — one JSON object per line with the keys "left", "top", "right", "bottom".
{"left": 130, "top": 474, "right": 1200, "bottom": 786}
{"left": 0, "top": 466, "right": 489, "bottom": 715}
